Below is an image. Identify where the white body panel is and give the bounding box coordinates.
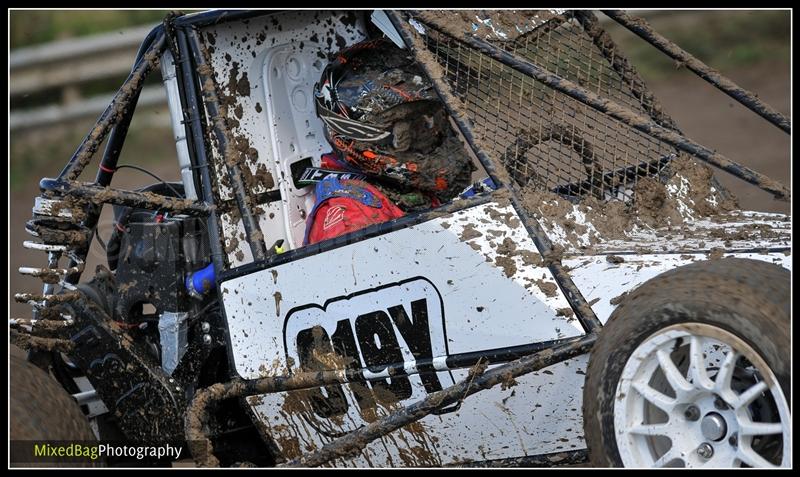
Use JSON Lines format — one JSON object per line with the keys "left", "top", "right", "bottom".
{"left": 564, "top": 252, "right": 792, "bottom": 326}
{"left": 221, "top": 201, "right": 587, "bottom": 465}
{"left": 220, "top": 197, "right": 790, "bottom": 465}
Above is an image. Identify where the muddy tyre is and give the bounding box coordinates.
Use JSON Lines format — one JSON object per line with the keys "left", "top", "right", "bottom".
{"left": 583, "top": 258, "right": 790, "bottom": 468}
{"left": 10, "top": 351, "right": 98, "bottom": 467}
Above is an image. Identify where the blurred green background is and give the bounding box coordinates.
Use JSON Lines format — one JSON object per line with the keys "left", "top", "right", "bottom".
{"left": 10, "top": 10, "right": 170, "bottom": 48}
{"left": 606, "top": 10, "right": 790, "bottom": 78}
{"left": 10, "top": 10, "right": 178, "bottom": 190}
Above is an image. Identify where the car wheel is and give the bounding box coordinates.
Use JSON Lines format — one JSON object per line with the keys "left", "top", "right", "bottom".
{"left": 10, "top": 350, "right": 98, "bottom": 467}
{"left": 583, "top": 258, "right": 790, "bottom": 468}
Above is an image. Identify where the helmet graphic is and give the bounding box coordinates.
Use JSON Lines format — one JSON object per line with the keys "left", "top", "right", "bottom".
{"left": 315, "top": 38, "right": 474, "bottom": 202}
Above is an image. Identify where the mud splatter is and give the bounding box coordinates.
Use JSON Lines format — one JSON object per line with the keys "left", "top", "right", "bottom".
{"left": 459, "top": 224, "right": 482, "bottom": 241}
{"left": 520, "top": 156, "right": 745, "bottom": 249}
{"left": 273, "top": 291, "right": 282, "bottom": 316}
{"left": 494, "top": 255, "right": 517, "bottom": 278}
{"left": 416, "top": 10, "right": 564, "bottom": 42}
{"left": 609, "top": 291, "right": 629, "bottom": 305}
{"left": 556, "top": 307, "right": 574, "bottom": 318}
{"left": 533, "top": 279, "right": 558, "bottom": 297}
{"left": 707, "top": 247, "right": 725, "bottom": 260}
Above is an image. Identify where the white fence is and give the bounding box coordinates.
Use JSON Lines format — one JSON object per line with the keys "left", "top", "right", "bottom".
{"left": 10, "top": 23, "right": 166, "bottom": 132}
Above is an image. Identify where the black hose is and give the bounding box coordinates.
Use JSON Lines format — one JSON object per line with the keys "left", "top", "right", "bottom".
{"left": 114, "top": 164, "right": 185, "bottom": 198}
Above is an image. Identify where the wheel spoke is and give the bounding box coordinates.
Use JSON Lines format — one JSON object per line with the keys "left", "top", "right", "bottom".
{"left": 613, "top": 323, "right": 789, "bottom": 469}
{"left": 733, "top": 381, "right": 768, "bottom": 409}
{"left": 652, "top": 448, "right": 683, "bottom": 468}
{"left": 657, "top": 348, "right": 693, "bottom": 395}
{"left": 739, "top": 421, "right": 783, "bottom": 436}
{"left": 688, "top": 336, "right": 714, "bottom": 390}
{"left": 713, "top": 350, "right": 739, "bottom": 396}
{"left": 632, "top": 381, "right": 676, "bottom": 412}
{"left": 737, "top": 445, "right": 778, "bottom": 468}
{"left": 630, "top": 423, "right": 671, "bottom": 437}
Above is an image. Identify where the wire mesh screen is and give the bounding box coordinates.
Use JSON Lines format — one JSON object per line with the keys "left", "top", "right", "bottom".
{"left": 414, "top": 14, "right": 679, "bottom": 201}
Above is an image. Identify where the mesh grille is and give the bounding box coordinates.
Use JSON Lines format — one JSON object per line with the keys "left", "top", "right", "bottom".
{"left": 416, "top": 14, "right": 679, "bottom": 201}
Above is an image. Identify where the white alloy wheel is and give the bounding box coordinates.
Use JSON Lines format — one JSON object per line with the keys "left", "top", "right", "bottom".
{"left": 613, "top": 323, "right": 790, "bottom": 468}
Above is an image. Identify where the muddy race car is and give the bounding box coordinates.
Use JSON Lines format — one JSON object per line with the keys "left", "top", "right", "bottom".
{"left": 10, "top": 10, "right": 791, "bottom": 468}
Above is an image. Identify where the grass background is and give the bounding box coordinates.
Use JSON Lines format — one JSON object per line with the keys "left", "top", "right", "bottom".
{"left": 10, "top": 10, "right": 170, "bottom": 48}
{"left": 603, "top": 10, "right": 790, "bottom": 78}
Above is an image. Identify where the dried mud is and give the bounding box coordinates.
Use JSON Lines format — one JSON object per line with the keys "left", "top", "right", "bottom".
{"left": 520, "top": 156, "right": 749, "bottom": 248}
{"left": 255, "top": 349, "right": 443, "bottom": 468}
{"left": 199, "top": 35, "right": 275, "bottom": 231}
{"left": 416, "top": 10, "right": 564, "bottom": 42}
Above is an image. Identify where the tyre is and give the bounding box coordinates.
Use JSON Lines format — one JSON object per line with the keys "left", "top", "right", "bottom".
{"left": 10, "top": 349, "right": 98, "bottom": 467}
{"left": 583, "top": 258, "right": 790, "bottom": 468}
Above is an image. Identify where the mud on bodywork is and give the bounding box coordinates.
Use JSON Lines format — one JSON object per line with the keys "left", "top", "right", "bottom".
{"left": 218, "top": 197, "right": 591, "bottom": 466}
{"left": 519, "top": 156, "right": 790, "bottom": 254}
{"left": 198, "top": 11, "right": 370, "bottom": 264}
{"left": 11, "top": 8, "right": 790, "bottom": 469}
{"left": 190, "top": 10, "right": 789, "bottom": 467}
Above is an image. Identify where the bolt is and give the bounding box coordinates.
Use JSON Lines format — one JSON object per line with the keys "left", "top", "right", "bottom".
{"left": 201, "top": 321, "right": 211, "bottom": 333}
{"left": 203, "top": 334, "right": 212, "bottom": 345}
{"left": 697, "top": 443, "right": 714, "bottom": 459}
{"left": 685, "top": 405, "right": 701, "bottom": 421}
{"left": 728, "top": 434, "right": 738, "bottom": 447}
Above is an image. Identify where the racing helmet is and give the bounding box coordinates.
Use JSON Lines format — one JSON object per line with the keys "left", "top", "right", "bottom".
{"left": 314, "top": 38, "right": 474, "bottom": 201}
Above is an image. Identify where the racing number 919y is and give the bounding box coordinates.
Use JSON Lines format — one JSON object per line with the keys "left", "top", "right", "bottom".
{"left": 283, "top": 277, "right": 455, "bottom": 419}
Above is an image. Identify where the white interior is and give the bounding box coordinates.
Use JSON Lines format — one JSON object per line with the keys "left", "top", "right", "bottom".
{"left": 201, "top": 11, "right": 370, "bottom": 265}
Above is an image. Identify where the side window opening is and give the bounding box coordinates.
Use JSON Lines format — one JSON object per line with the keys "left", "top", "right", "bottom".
{"left": 201, "top": 11, "right": 494, "bottom": 270}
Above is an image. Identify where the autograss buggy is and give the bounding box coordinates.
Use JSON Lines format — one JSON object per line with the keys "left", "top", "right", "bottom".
{"left": 10, "top": 10, "right": 791, "bottom": 468}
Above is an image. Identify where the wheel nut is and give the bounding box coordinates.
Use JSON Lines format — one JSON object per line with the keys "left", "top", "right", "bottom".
{"left": 697, "top": 443, "right": 714, "bottom": 459}
{"left": 684, "top": 405, "right": 701, "bottom": 421}
{"left": 728, "top": 435, "right": 737, "bottom": 447}
{"left": 201, "top": 321, "right": 211, "bottom": 333}
{"left": 203, "top": 334, "right": 212, "bottom": 345}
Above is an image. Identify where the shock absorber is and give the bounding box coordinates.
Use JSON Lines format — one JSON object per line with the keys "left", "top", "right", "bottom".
{"left": 12, "top": 195, "right": 90, "bottom": 333}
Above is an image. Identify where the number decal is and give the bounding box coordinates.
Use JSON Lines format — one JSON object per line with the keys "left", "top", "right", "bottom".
{"left": 283, "top": 277, "right": 453, "bottom": 419}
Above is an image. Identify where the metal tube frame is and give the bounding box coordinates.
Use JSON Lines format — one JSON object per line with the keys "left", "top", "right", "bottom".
{"left": 18, "top": 8, "right": 791, "bottom": 469}
{"left": 185, "top": 27, "right": 268, "bottom": 261}
{"left": 386, "top": 11, "right": 604, "bottom": 334}
{"left": 185, "top": 332, "right": 597, "bottom": 467}
{"left": 406, "top": 13, "right": 789, "bottom": 201}
{"left": 603, "top": 9, "right": 791, "bottom": 134}
{"left": 182, "top": 9, "right": 789, "bottom": 467}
